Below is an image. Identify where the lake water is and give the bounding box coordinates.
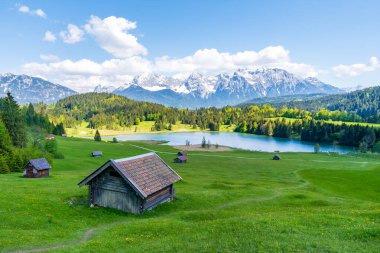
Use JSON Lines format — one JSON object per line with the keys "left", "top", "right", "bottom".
{"left": 111, "top": 132, "right": 356, "bottom": 153}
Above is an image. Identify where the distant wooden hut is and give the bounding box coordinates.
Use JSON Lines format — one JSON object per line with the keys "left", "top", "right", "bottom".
{"left": 174, "top": 156, "right": 188, "bottom": 163}
{"left": 46, "top": 134, "right": 56, "bottom": 140}
{"left": 78, "top": 152, "right": 182, "bottom": 214}
{"left": 91, "top": 151, "right": 103, "bottom": 157}
{"left": 273, "top": 154, "right": 281, "bottom": 160}
{"left": 24, "top": 158, "right": 51, "bottom": 178}
{"left": 177, "top": 151, "right": 187, "bottom": 156}
{"left": 61, "top": 133, "right": 67, "bottom": 137}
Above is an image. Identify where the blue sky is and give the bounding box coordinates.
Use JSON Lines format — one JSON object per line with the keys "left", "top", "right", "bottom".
{"left": 1, "top": 0, "right": 379, "bottom": 91}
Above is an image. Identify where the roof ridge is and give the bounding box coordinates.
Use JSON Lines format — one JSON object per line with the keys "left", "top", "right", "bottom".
{"left": 113, "top": 152, "right": 156, "bottom": 163}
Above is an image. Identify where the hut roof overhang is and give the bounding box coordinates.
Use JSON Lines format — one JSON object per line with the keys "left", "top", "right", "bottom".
{"left": 78, "top": 152, "right": 182, "bottom": 199}
{"left": 28, "top": 158, "right": 51, "bottom": 170}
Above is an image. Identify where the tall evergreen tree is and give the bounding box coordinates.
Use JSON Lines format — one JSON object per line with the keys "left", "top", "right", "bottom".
{"left": 0, "top": 118, "right": 13, "bottom": 153}
{"left": 94, "top": 130, "right": 101, "bottom": 142}
{"left": 0, "top": 93, "right": 27, "bottom": 147}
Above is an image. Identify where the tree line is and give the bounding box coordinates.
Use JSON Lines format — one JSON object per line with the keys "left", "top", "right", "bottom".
{"left": 48, "top": 93, "right": 380, "bottom": 151}
{"left": 0, "top": 93, "right": 64, "bottom": 174}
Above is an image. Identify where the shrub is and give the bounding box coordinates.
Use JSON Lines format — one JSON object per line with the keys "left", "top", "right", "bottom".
{"left": 94, "top": 130, "right": 101, "bottom": 142}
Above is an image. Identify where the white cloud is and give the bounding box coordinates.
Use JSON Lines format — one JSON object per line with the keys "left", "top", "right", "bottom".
{"left": 40, "top": 54, "right": 60, "bottom": 62}
{"left": 43, "top": 31, "right": 56, "bottom": 42}
{"left": 153, "top": 46, "right": 317, "bottom": 78}
{"left": 60, "top": 24, "right": 84, "bottom": 44}
{"left": 18, "top": 5, "right": 46, "bottom": 18}
{"left": 84, "top": 15, "right": 147, "bottom": 58}
{"left": 21, "top": 57, "right": 151, "bottom": 92}
{"left": 332, "top": 57, "right": 380, "bottom": 77}
{"left": 21, "top": 45, "right": 317, "bottom": 92}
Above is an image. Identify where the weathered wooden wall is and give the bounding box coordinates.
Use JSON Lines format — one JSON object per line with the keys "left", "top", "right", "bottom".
{"left": 24, "top": 165, "right": 49, "bottom": 178}
{"left": 90, "top": 167, "right": 143, "bottom": 213}
{"left": 143, "top": 185, "right": 173, "bottom": 211}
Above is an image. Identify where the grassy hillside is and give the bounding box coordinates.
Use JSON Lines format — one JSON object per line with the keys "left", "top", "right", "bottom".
{"left": 0, "top": 137, "right": 379, "bottom": 252}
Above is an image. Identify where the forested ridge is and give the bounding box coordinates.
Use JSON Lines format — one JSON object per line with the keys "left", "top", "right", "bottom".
{"left": 241, "top": 86, "right": 380, "bottom": 123}
{"left": 49, "top": 93, "right": 380, "bottom": 151}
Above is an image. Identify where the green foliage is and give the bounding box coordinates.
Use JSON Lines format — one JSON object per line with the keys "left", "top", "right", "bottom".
{"left": 111, "top": 137, "right": 118, "bottom": 143}
{"left": 201, "top": 136, "right": 206, "bottom": 148}
{"left": 48, "top": 93, "right": 380, "bottom": 148}
{"left": 94, "top": 130, "right": 101, "bottom": 142}
{"left": 246, "top": 86, "right": 380, "bottom": 123}
{"left": 0, "top": 93, "right": 27, "bottom": 147}
{"left": 0, "top": 155, "right": 10, "bottom": 174}
{"left": 45, "top": 139, "right": 58, "bottom": 154}
{"left": 0, "top": 118, "right": 12, "bottom": 153}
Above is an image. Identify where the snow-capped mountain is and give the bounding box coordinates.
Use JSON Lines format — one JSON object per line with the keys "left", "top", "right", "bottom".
{"left": 0, "top": 73, "right": 77, "bottom": 104}
{"left": 93, "top": 85, "right": 117, "bottom": 93}
{"left": 115, "top": 68, "right": 342, "bottom": 108}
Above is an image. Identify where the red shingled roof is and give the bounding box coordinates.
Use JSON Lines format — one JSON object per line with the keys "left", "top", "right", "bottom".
{"left": 112, "top": 153, "right": 181, "bottom": 197}
{"left": 78, "top": 152, "right": 181, "bottom": 198}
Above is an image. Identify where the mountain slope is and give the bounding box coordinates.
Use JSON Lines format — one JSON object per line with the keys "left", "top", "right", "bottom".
{"left": 242, "top": 86, "right": 380, "bottom": 122}
{"left": 114, "top": 69, "right": 342, "bottom": 108}
{"left": 0, "top": 73, "right": 77, "bottom": 104}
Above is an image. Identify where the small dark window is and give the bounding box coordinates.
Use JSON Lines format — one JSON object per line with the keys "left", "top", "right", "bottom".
{"left": 110, "top": 170, "right": 122, "bottom": 178}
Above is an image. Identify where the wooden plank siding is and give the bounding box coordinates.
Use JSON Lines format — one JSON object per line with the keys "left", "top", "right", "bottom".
{"left": 143, "top": 186, "right": 173, "bottom": 211}
{"left": 90, "top": 167, "right": 143, "bottom": 214}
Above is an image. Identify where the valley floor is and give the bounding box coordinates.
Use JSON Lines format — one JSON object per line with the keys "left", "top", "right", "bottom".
{"left": 0, "top": 137, "right": 379, "bottom": 252}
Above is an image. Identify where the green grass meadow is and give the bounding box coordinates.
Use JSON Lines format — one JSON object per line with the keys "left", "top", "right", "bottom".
{"left": 0, "top": 137, "right": 379, "bottom": 252}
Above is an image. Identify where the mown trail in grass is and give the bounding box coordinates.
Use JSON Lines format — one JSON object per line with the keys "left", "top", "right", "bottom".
{"left": 1, "top": 137, "right": 379, "bottom": 253}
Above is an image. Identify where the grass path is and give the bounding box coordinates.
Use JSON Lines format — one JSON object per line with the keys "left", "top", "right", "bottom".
{"left": 7, "top": 222, "right": 128, "bottom": 253}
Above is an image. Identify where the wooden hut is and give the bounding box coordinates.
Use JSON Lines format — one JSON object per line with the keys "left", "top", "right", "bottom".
{"left": 91, "top": 151, "right": 103, "bottom": 157}
{"left": 78, "top": 152, "right": 182, "bottom": 214}
{"left": 24, "top": 158, "right": 51, "bottom": 178}
{"left": 273, "top": 154, "right": 281, "bottom": 160}
{"left": 61, "top": 133, "right": 67, "bottom": 137}
{"left": 174, "top": 156, "right": 188, "bottom": 163}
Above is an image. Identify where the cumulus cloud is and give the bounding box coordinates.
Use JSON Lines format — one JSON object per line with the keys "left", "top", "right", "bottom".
{"left": 21, "top": 57, "right": 151, "bottom": 92}
{"left": 60, "top": 24, "right": 84, "bottom": 44}
{"left": 84, "top": 15, "right": 147, "bottom": 58}
{"left": 43, "top": 31, "right": 56, "bottom": 42}
{"left": 332, "top": 57, "right": 380, "bottom": 77}
{"left": 153, "top": 46, "right": 317, "bottom": 78}
{"left": 18, "top": 4, "right": 46, "bottom": 18}
{"left": 40, "top": 54, "right": 60, "bottom": 62}
{"left": 21, "top": 45, "right": 317, "bottom": 92}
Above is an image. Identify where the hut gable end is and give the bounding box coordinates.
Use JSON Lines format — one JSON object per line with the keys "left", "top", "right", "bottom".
{"left": 78, "top": 152, "right": 182, "bottom": 214}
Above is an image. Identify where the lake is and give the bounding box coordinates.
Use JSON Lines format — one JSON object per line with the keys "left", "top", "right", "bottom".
{"left": 110, "top": 132, "right": 356, "bottom": 153}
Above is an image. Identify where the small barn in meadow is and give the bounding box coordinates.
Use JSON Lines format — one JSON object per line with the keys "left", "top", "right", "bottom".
{"left": 24, "top": 158, "right": 51, "bottom": 178}
{"left": 177, "top": 151, "right": 187, "bottom": 156}
{"left": 91, "top": 151, "right": 103, "bottom": 157}
{"left": 273, "top": 154, "right": 281, "bottom": 160}
{"left": 78, "top": 152, "right": 182, "bottom": 214}
{"left": 174, "top": 156, "right": 188, "bottom": 163}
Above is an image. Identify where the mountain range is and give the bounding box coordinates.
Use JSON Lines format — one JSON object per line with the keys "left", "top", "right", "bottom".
{"left": 113, "top": 68, "right": 342, "bottom": 108}
{"left": 0, "top": 68, "right": 342, "bottom": 107}
{"left": 0, "top": 73, "right": 77, "bottom": 104}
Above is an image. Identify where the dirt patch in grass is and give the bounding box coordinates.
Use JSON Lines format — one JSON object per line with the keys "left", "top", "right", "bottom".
{"left": 174, "top": 144, "right": 232, "bottom": 152}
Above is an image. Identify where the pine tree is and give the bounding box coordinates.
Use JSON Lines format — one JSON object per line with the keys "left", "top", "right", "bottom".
{"left": 94, "top": 130, "right": 101, "bottom": 142}
{"left": 0, "top": 155, "right": 10, "bottom": 174}
{"left": 0, "top": 93, "right": 27, "bottom": 147}
{"left": 0, "top": 118, "right": 13, "bottom": 153}
{"left": 9, "top": 149, "right": 24, "bottom": 172}
{"left": 201, "top": 136, "right": 207, "bottom": 148}
{"left": 25, "top": 103, "right": 36, "bottom": 125}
